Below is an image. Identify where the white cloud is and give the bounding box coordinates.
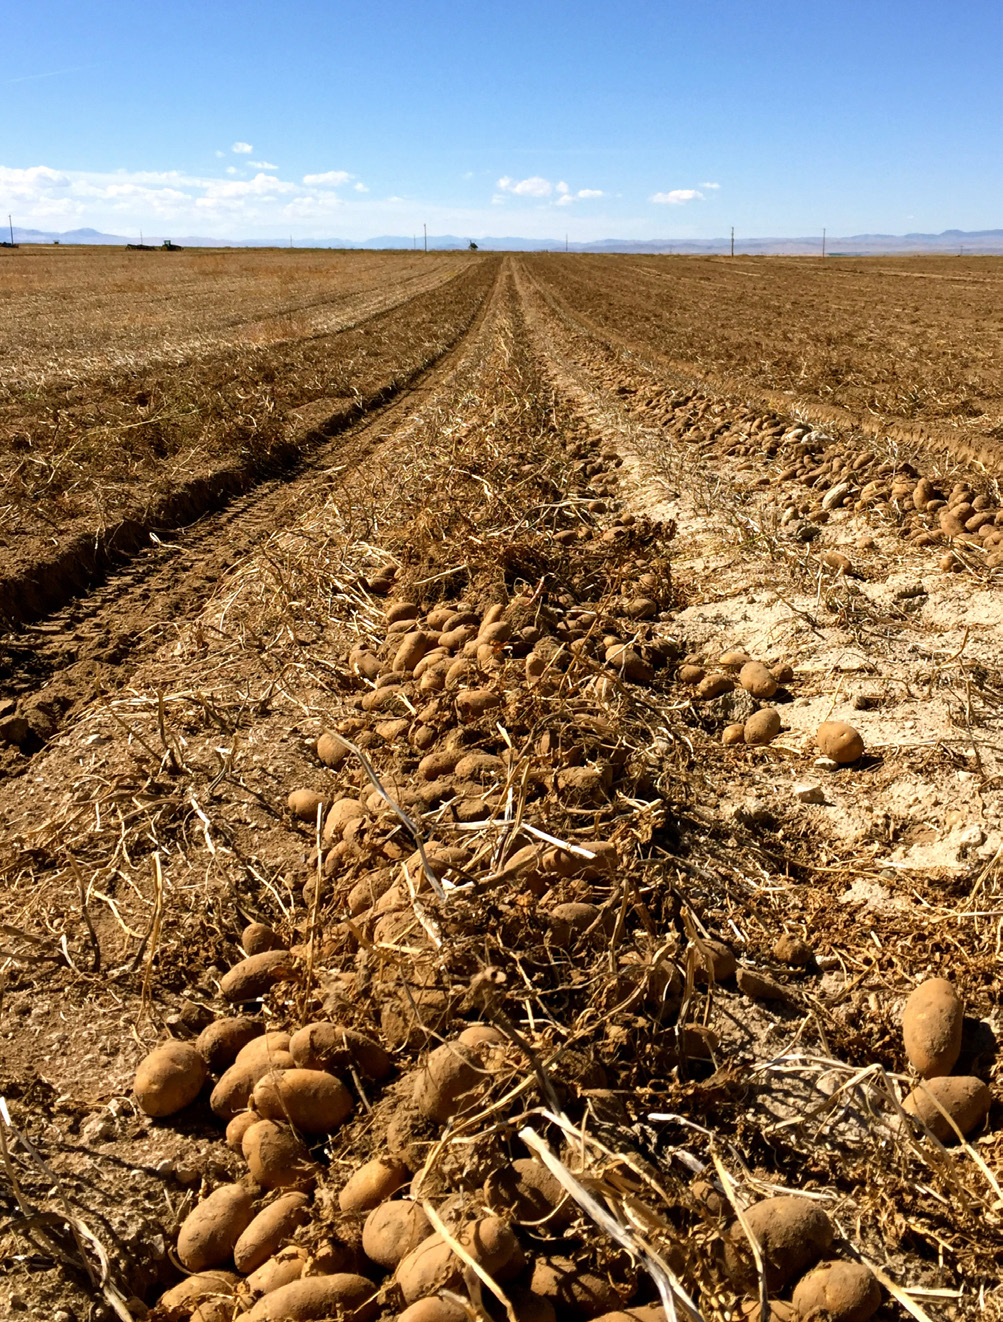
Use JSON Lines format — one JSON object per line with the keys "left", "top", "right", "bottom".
{"left": 353, "top": 182, "right": 368, "bottom": 192}
{"left": 556, "top": 186, "right": 604, "bottom": 207}
{"left": 249, "top": 160, "right": 278, "bottom": 170}
{"left": 0, "top": 164, "right": 69, "bottom": 189}
{"left": 556, "top": 180, "right": 569, "bottom": 195}
{"left": 556, "top": 194, "right": 574, "bottom": 207}
{"left": 461, "top": 170, "right": 474, "bottom": 180}
{"left": 215, "top": 150, "right": 225, "bottom": 158}
{"left": 225, "top": 166, "right": 238, "bottom": 175}
{"left": 231, "top": 141, "right": 253, "bottom": 154}
{"left": 496, "top": 174, "right": 552, "bottom": 197}
{"left": 651, "top": 188, "right": 704, "bottom": 205}
{"left": 303, "top": 170, "right": 352, "bottom": 187}
{"left": 699, "top": 181, "right": 721, "bottom": 189}
{"left": 576, "top": 188, "right": 603, "bottom": 199}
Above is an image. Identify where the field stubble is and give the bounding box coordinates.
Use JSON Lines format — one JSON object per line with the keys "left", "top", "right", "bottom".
{"left": 0, "top": 253, "right": 1001, "bottom": 1322}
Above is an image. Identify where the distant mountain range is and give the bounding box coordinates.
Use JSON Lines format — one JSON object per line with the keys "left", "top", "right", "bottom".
{"left": 6, "top": 225, "right": 1003, "bottom": 255}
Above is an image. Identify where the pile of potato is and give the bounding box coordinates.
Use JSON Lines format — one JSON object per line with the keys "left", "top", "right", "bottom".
{"left": 678, "top": 650, "right": 791, "bottom": 748}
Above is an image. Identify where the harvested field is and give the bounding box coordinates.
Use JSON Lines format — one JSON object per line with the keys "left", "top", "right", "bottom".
{"left": 1, "top": 251, "right": 1002, "bottom": 1322}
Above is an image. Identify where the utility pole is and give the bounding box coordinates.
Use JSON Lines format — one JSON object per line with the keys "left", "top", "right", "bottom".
{"left": 423, "top": 223, "right": 427, "bottom": 253}
{"left": 730, "top": 226, "right": 734, "bottom": 257}
{"left": 565, "top": 233, "right": 568, "bottom": 253}
{"left": 822, "top": 227, "right": 826, "bottom": 260}
{"left": 8, "top": 214, "right": 13, "bottom": 245}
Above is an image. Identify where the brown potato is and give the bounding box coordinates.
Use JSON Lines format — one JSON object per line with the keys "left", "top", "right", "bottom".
{"left": 237, "top": 1031, "right": 293, "bottom": 1066}
{"left": 696, "top": 673, "right": 734, "bottom": 700}
{"left": 744, "top": 708, "right": 781, "bottom": 745}
{"left": 901, "top": 1075, "right": 990, "bottom": 1143}
{"left": 159, "top": 1271, "right": 240, "bottom": 1312}
{"left": 901, "top": 978, "right": 963, "bottom": 1079}
{"left": 792, "top": 1261, "right": 881, "bottom": 1322}
{"left": 287, "top": 788, "right": 327, "bottom": 821}
{"left": 722, "top": 723, "right": 745, "bottom": 746}
{"left": 242, "top": 1119, "right": 318, "bottom": 1191}
{"left": 246, "top": 1245, "right": 309, "bottom": 1297}
{"left": 242, "top": 923, "right": 285, "bottom": 956}
{"left": 211, "top": 1055, "right": 292, "bottom": 1121}
{"left": 816, "top": 720, "right": 864, "bottom": 764}
{"left": 244, "top": 1273, "right": 378, "bottom": 1321}
{"left": 413, "top": 1040, "right": 485, "bottom": 1123}
{"left": 718, "top": 650, "right": 751, "bottom": 670}
{"left": 225, "top": 1110, "right": 258, "bottom": 1152}
{"left": 483, "top": 1158, "right": 571, "bottom": 1226}
{"left": 724, "top": 1194, "right": 833, "bottom": 1291}
{"left": 395, "top": 1217, "right": 522, "bottom": 1304}
{"left": 234, "top": 1192, "right": 310, "bottom": 1275}
{"left": 739, "top": 662, "right": 778, "bottom": 699}
{"left": 134, "top": 1040, "right": 207, "bottom": 1118}
{"left": 220, "top": 951, "right": 293, "bottom": 1003}
{"left": 289, "top": 1021, "right": 392, "bottom": 1081}
{"left": 252, "top": 1068, "right": 353, "bottom": 1135}
{"left": 196, "top": 1017, "right": 264, "bottom": 1072}
{"left": 339, "top": 1156, "right": 410, "bottom": 1213}
{"left": 398, "top": 1299, "right": 468, "bottom": 1322}
{"left": 530, "top": 1257, "right": 628, "bottom": 1317}
{"left": 455, "top": 688, "right": 500, "bottom": 719}
{"left": 362, "top": 1199, "right": 432, "bottom": 1270}
{"left": 694, "top": 939, "right": 737, "bottom": 982}
{"left": 177, "top": 1183, "right": 255, "bottom": 1272}
{"left": 316, "top": 730, "right": 350, "bottom": 768}
{"left": 323, "top": 798, "right": 368, "bottom": 845}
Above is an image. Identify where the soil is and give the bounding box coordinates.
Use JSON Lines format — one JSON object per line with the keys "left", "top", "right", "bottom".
{"left": 1, "top": 253, "right": 1001, "bottom": 1322}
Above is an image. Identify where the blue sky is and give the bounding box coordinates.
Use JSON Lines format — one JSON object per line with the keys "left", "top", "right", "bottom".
{"left": 3, "top": 0, "right": 1000, "bottom": 241}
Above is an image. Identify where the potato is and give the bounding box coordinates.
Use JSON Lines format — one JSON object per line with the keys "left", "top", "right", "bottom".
{"left": 414, "top": 1040, "right": 485, "bottom": 1123}
{"left": 362, "top": 1199, "right": 432, "bottom": 1270}
{"left": 339, "top": 1156, "right": 410, "bottom": 1213}
{"left": 816, "top": 720, "right": 864, "bottom": 764}
{"left": 177, "top": 1183, "right": 255, "bottom": 1271}
{"left": 252, "top": 1068, "right": 353, "bottom": 1135}
{"left": 455, "top": 688, "right": 500, "bottom": 719}
{"left": 605, "top": 644, "right": 653, "bottom": 684}
{"left": 225, "top": 1110, "right": 259, "bottom": 1152}
{"left": 722, "top": 723, "right": 745, "bottom": 746}
{"left": 238, "top": 1031, "right": 293, "bottom": 1065}
{"left": 677, "top": 664, "right": 705, "bottom": 685}
{"left": 211, "top": 1055, "right": 292, "bottom": 1120}
{"left": 242, "top": 923, "right": 285, "bottom": 956}
{"left": 233, "top": 1191, "right": 310, "bottom": 1275}
{"left": 772, "top": 934, "right": 812, "bottom": 967}
{"left": 316, "top": 730, "right": 350, "bottom": 768}
{"left": 484, "top": 1158, "right": 571, "bottom": 1226}
{"left": 289, "top": 1021, "right": 392, "bottom": 1081}
{"left": 395, "top": 1217, "right": 522, "bottom": 1304}
{"left": 133, "top": 1040, "right": 207, "bottom": 1118}
{"left": 287, "top": 788, "right": 327, "bottom": 822}
{"left": 197, "top": 1016, "right": 264, "bottom": 1072}
{"left": 901, "top": 1075, "right": 990, "bottom": 1143}
{"left": 245, "top": 1245, "right": 309, "bottom": 1297}
{"left": 530, "top": 1257, "right": 627, "bottom": 1317}
{"left": 694, "top": 938, "right": 737, "bottom": 982}
{"left": 220, "top": 951, "right": 293, "bottom": 1003}
{"left": 902, "top": 978, "right": 963, "bottom": 1079}
{"left": 245, "top": 1273, "right": 378, "bottom": 1321}
{"left": 792, "top": 1261, "right": 881, "bottom": 1322}
{"left": 159, "top": 1270, "right": 240, "bottom": 1311}
{"left": 724, "top": 1194, "right": 833, "bottom": 1291}
{"left": 696, "top": 673, "right": 733, "bottom": 700}
{"left": 323, "top": 798, "right": 368, "bottom": 845}
{"left": 394, "top": 631, "right": 437, "bottom": 674}
{"left": 739, "top": 662, "right": 778, "bottom": 699}
{"left": 744, "top": 708, "right": 781, "bottom": 746}
{"left": 398, "top": 1299, "right": 468, "bottom": 1322}
{"left": 718, "top": 650, "right": 751, "bottom": 670}
{"left": 242, "top": 1119, "right": 319, "bottom": 1191}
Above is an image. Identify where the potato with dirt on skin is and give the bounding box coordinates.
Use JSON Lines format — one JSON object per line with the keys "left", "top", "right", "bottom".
{"left": 211, "top": 1054, "right": 293, "bottom": 1121}
{"left": 816, "top": 720, "right": 865, "bottom": 764}
{"left": 398, "top": 1300, "right": 468, "bottom": 1322}
{"left": 739, "top": 661, "right": 778, "bottom": 699}
{"left": 242, "top": 1119, "right": 319, "bottom": 1191}
{"left": 287, "top": 789, "right": 327, "bottom": 821}
{"left": 792, "top": 1260, "right": 881, "bottom": 1322}
{"left": 251, "top": 1068, "right": 353, "bottom": 1135}
{"left": 159, "top": 1271, "right": 240, "bottom": 1313}
{"left": 289, "top": 1020, "right": 392, "bottom": 1081}
{"left": 724, "top": 1194, "right": 834, "bottom": 1291}
{"left": 339, "top": 1156, "right": 411, "bottom": 1213}
{"left": 362, "top": 1198, "right": 432, "bottom": 1270}
{"left": 220, "top": 950, "right": 293, "bottom": 1003}
{"left": 902, "top": 978, "right": 964, "bottom": 1079}
{"left": 414, "top": 1038, "right": 493, "bottom": 1124}
{"left": 901, "top": 1075, "right": 991, "bottom": 1143}
{"left": 244, "top": 1273, "right": 378, "bottom": 1321}
{"left": 744, "top": 707, "right": 781, "bottom": 746}
{"left": 225, "top": 1110, "right": 258, "bottom": 1152}
{"left": 196, "top": 1016, "right": 265, "bottom": 1072}
{"left": 233, "top": 1191, "right": 311, "bottom": 1274}
{"left": 176, "top": 1183, "right": 255, "bottom": 1272}
{"left": 395, "top": 1216, "right": 523, "bottom": 1305}
{"left": 133, "top": 1040, "right": 207, "bottom": 1118}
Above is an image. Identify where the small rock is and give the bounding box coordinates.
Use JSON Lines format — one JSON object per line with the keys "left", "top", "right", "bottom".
{"left": 772, "top": 933, "right": 813, "bottom": 967}
{"left": 792, "top": 782, "right": 824, "bottom": 804}
{"left": 813, "top": 756, "right": 840, "bottom": 772}
{"left": 791, "top": 522, "right": 821, "bottom": 543}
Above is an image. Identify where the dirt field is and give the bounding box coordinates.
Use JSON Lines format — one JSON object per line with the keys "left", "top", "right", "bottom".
{"left": 1, "top": 249, "right": 1002, "bottom": 1322}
